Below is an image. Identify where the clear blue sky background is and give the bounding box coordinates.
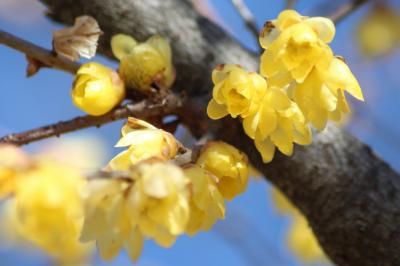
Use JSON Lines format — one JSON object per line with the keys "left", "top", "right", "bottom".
{"left": 0, "top": 0, "right": 399, "bottom": 265}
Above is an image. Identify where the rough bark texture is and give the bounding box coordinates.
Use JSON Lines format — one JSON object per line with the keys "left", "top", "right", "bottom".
{"left": 40, "top": 0, "right": 400, "bottom": 265}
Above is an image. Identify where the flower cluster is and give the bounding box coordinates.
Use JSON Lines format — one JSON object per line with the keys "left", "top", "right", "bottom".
{"left": 0, "top": 145, "right": 93, "bottom": 265}
{"left": 70, "top": 34, "right": 175, "bottom": 116}
{"left": 207, "top": 10, "right": 364, "bottom": 162}
{"left": 80, "top": 118, "right": 249, "bottom": 261}
{"left": 271, "top": 188, "right": 327, "bottom": 263}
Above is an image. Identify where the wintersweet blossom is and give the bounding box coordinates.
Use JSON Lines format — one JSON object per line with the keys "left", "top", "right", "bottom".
{"left": 108, "top": 117, "right": 179, "bottom": 170}
{"left": 243, "top": 86, "right": 311, "bottom": 162}
{"left": 127, "top": 162, "right": 190, "bottom": 247}
{"left": 259, "top": 10, "right": 335, "bottom": 86}
{"left": 196, "top": 141, "right": 249, "bottom": 200}
{"left": 71, "top": 62, "right": 125, "bottom": 116}
{"left": 111, "top": 34, "right": 175, "bottom": 92}
{"left": 12, "top": 160, "right": 93, "bottom": 264}
{"left": 357, "top": 5, "right": 400, "bottom": 58}
{"left": 271, "top": 188, "right": 326, "bottom": 263}
{"left": 292, "top": 57, "right": 364, "bottom": 130}
{"left": 0, "top": 144, "right": 31, "bottom": 199}
{"left": 183, "top": 165, "right": 225, "bottom": 236}
{"left": 287, "top": 215, "right": 326, "bottom": 263}
{"left": 207, "top": 64, "right": 267, "bottom": 119}
{"left": 80, "top": 178, "right": 143, "bottom": 261}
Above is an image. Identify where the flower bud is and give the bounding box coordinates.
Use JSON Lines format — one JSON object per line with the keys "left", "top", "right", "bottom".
{"left": 196, "top": 141, "right": 249, "bottom": 200}
{"left": 71, "top": 62, "right": 125, "bottom": 116}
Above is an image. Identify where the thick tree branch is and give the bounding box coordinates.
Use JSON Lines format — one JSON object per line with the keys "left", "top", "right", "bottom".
{"left": 0, "top": 29, "right": 79, "bottom": 74}
{"left": 35, "top": 0, "right": 399, "bottom": 265}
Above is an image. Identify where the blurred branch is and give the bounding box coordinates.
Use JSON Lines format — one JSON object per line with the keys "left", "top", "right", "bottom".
{"left": 0, "top": 93, "right": 184, "bottom": 145}
{"left": 0, "top": 29, "right": 79, "bottom": 74}
{"left": 231, "top": 0, "right": 259, "bottom": 40}
{"left": 328, "top": 0, "right": 369, "bottom": 23}
{"left": 285, "top": 0, "right": 297, "bottom": 9}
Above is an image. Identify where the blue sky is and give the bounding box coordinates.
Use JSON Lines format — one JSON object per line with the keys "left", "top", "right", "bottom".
{"left": 0, "top": 0, "right": 399, "bottom": 265}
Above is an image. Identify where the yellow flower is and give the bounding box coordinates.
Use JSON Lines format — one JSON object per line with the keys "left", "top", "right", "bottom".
{"left": 196, "top": 141, "right": 249, "bottom": 200}
{"left": 292, "top": 57, "right": 364, "bottom": 130}
{"left": 127, "top": 162, "right": 190, "bottom": 247}
{"left": 183, "top": 165, "right": 225, "bottom": 236}
{"left": 357, "top": 5, "right": 400, "bottom": 58}
{"left": 270, "top": 188, "right": 297, "bottom": 216}
{"left": 0, "top": 144, "right": 31, "bottom": 199}
{"left": 287, "top": 215, "right": 326, "bottom": 263}
{"left": 259, "top": 10, "right": 335, "bottom": 86}
{"left": 108, "top": 117, "right": 179, "bottom": 170}
{"left": 243, "top": 86, "right": 311, "bottom": 163}
{"left": 12, "top": 160, "right": 93, "bottom": 264}
{"left": 80, "top": 178, "right": 143, "bottom": 261}
{"left": 270, "top": 187, "right": 326, "bottom": 263}
{"left": 71, "top": 62, "right": 125, "bottom": 116}
{"left": 111, "top": 34, "right": 175, "bottom": 92}
{"left": 207, "top": 64, "right": 267, "bottom": 119}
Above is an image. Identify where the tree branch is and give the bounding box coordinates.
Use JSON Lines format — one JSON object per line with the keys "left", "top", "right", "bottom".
{"left": 27, "top": 0, "right": 399, "bottom": 265}
{"left": 285, "top": 0, "right": 297, "bottom": 10}
{"left": 328, "top": 0, "right": 369, "bottom": 23}
{"left": 231, "top": 0, "right": 259, "bottom": 41}
{"left": 0, "top": 93, "right": 184, "bottom": 145}
{"left": 0, "top": 29, "right": 80, "bottom": 74}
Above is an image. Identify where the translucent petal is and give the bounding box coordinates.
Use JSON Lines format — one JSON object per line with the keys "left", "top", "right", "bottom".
{"left": 254, "top": 135, "right": 276, "bottom": 163}
{"left": 259, "top": 27, "right": 280, "bottom": 49}
{"left": 270, "top": 118, "right": 293, "bottom": 156}
{"left": 115, "top": 129, "right": 162, "bottom": 147}
{"left": 97, "top": 231, "right": 124, "bottom": 261}
{"left": 146, "top": 35, "right": 172, "bottom": 63}
{"left": 291, "top": 61, "right": 313, "bottom": 83}
{"left": 143, "top": 173, "right": 169, "bottom": 198}
{"left": 258, "top": 107, "right": 278, "bottom": 139}
{"left": 276, "top": 10, "right": 303, "bottom": 30}
{"left": 325, "top": 58, "right": 364, "bottom": 101}
{"left": 266, "top": 89, "right": 292, "bottom": 111}
{"left": 268, "top": 71, "right": 292, "bottom": 88}
{"left": 207, "top": 99, "right": 229, "bottom": 119}
{"left": 309, "top": 108, "right": 328, "bottom": 131}
{"left": 260, "top": 51, "right": 279, "bottom": 77}
{"left": 242, "top": 112, "right": 260, "bottom": 139}
{"left": 107, "top": 150, "right": 132, "bottom": 171}
{"left": 124, "top": 228, "right": 144, "bottom": 261}
{"left": 111, "top": 34, "right": 137, "bottom": 60}
{"left": 305, "top": 17, "right": 336, "bottom": 43}
{"left": 316, "top": 84, "right": 338, "bottom": 111}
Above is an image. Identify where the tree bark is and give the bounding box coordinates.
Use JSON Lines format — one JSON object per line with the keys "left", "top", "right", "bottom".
{"left": 40, "top": 0, "right": 400, "bottom": 265}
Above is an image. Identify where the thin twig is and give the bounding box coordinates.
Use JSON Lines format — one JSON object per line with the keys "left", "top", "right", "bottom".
{"left": 285, "top": 0, "right": 297, "bottom": 9}
{"left": 0, "top": 93, "right": 183, "bottom": 146}
{"left": 0, "top": 29, "right": 80, "bottom": 74}
{"left": 329, "top": 0, "right": 369, "bottom": 23}
{"left": 231, "top": 0, "right": 259, "bottom": 40}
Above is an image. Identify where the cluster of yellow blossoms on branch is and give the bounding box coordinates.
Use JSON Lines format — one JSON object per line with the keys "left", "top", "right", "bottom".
{"left": 70, "top": 34, "right": 175, "bottom": 116}
{"left": 0, "top": 144, "right": 93, "bottom": 265}
{"left": 0, "top": 118, "right": 250, "bottom": 262}
{"left": 79, "top": 118, "right": 249, "bottom": 261}
{"left": 208, "top": 10, "right": 364, "bottom": 162}
{"left": 0, "top": 10, "right": 368, "bottom": 264}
